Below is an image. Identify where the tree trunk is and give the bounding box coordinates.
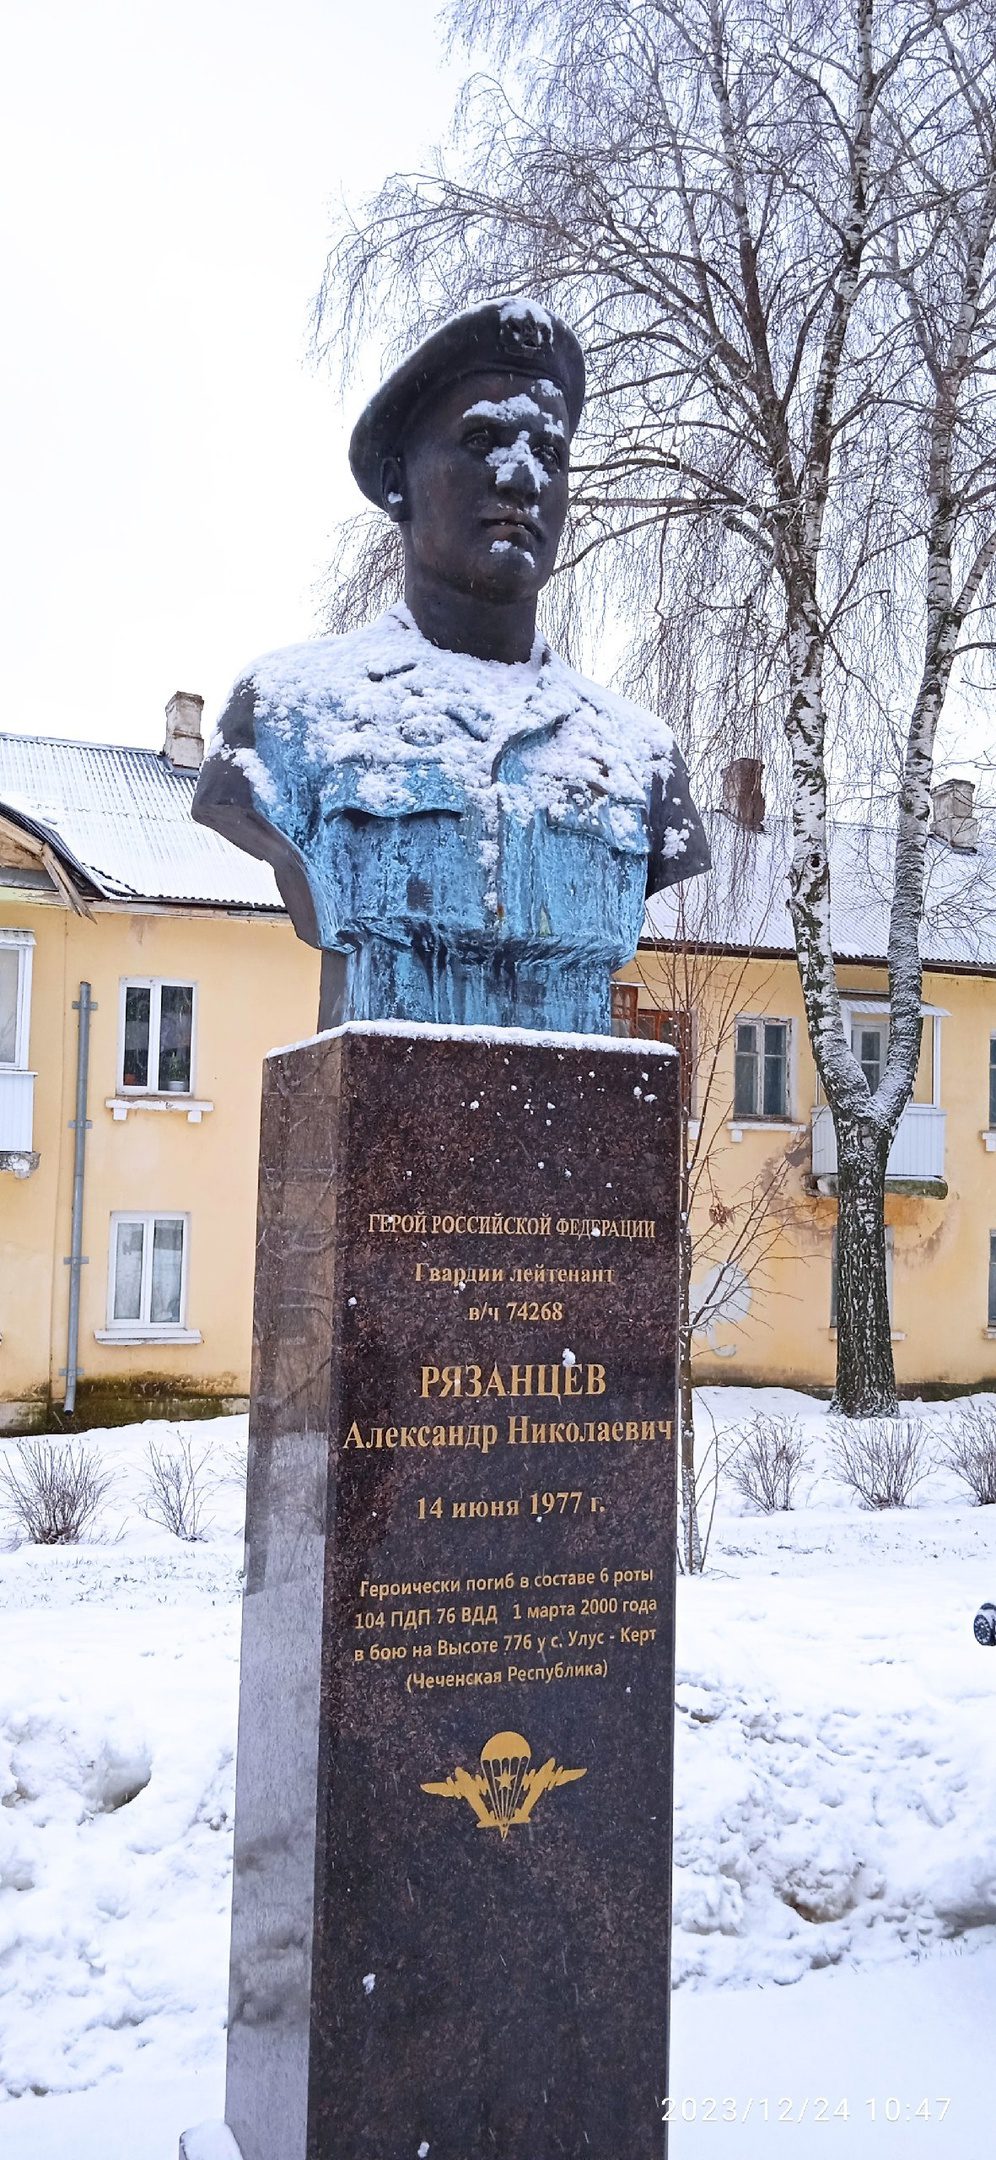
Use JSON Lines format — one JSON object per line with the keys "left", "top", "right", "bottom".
{"left": 676, "top": 1119, "right": 702, "bottom": 1572}
{"left": 831, "top": 1114, "right": 897, "bottom": 1416}
{"left": 678, "top": 1323, "right": 702, "bottom": 1572}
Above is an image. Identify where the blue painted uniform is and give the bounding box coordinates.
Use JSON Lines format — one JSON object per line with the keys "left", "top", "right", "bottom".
{"left": 192, "top": 605, "right": 708, "bottom": 1033}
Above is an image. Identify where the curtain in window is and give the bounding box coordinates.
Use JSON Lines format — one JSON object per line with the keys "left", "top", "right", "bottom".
{"left": 113, "top": 1221, "right": 145, "bottom": 1321}
{"left": 150, "top": 1220, "right": 184, "bottom": 1324}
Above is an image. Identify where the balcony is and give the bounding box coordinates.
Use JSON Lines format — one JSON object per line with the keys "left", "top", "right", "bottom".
{"left": 811, "top": 1102, "right": 946, "bottom": 1193}
{"left": 0, "top": 1069, "right": 38, "bottom": 1175}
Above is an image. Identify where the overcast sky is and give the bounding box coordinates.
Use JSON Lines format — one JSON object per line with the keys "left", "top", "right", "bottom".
{"left": 1, "top": 0, "right": 456, "bottom": 747}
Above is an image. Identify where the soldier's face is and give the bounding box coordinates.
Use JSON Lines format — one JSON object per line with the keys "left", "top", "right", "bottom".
{"left": 389, "top": 370, "right": 571, "bottom": 602}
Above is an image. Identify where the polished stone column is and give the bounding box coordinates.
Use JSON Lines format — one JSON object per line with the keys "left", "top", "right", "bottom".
{"left": 185, "top": 1022, "right": 679, "bottom": 2160}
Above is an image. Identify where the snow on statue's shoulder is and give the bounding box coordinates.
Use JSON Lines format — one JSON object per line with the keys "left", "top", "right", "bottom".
{"left": 212, "top": 605, "right": 679, "bottom": 822}
{"left": 555, "top": 654, "right": 676, "bottom": 765}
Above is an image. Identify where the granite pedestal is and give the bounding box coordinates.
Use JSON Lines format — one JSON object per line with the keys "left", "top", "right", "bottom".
{"left": 190, "top": 1021, "right": 679, "bottom": 2160}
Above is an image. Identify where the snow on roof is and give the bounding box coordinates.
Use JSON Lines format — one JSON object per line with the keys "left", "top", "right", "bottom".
{"left": 0, "top": 732, "right": 282, "bottom": 912}
{"left": 644, "top": 809, "right": 996, "bottom": 971}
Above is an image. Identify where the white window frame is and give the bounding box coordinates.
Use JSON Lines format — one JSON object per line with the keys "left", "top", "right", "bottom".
{"left": 851, "top": 1017, "right": 888, "bottom": 1094}
{"left": 0, "top": 930, "right": 34, "bottom": 1070}
{"left": 118, "top": 978, "right": 197, "bottom": 1096}
{"left": 824, "top": 995, "right": 947, "bottom": 1110}
{"left": 105, "top": 1211, "right": 190, "bottom": 1336}
{"left": 733, "top": 1014, "right": 793, "bottom": 1122}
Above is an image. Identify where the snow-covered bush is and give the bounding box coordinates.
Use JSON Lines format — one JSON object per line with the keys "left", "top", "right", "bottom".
{"left": 828, "top": 1417, "right": 931, "bottom": 1509}
{"left": 140, "top": 1434, "right": 213, "bottom": 1541}
{"left": 216, "top": 1422, "right": 249, "bottom": 1487}
{"left": 729, "top": 1412, "right": 809, "bottom": 1513}
{"left": 0, "top": 1439, "right": 115, "bottom": 1543}
{"left": 943, "top": 1397, "right": 996, "bottom": 1505}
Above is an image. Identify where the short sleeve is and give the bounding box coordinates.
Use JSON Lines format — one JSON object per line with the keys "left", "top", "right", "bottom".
{"left": 191, "top": 681, "right": 324, "bottom": 948}
{"left": 646, "top": 746, "right": 710, "bottom": 896}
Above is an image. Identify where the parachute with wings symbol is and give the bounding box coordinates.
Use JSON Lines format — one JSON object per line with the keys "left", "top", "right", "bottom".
{"left": 421, "top": 1730, "right": 586, "bottom": 1839}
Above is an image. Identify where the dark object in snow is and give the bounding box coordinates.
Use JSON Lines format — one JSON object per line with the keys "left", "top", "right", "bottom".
{"left": 192, "top": 298, "right": 708, "bottom": 1033}
{"left": 974, "top": 1601, "right": 996, "bottom": 1645}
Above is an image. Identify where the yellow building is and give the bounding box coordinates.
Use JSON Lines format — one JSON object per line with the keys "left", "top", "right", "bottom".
{"left": 4, "top": 714, "right": 994, "bottom": 1422}
{"left": 0, "top": 696, "right": 318, "bottom": 1430}
{"left": 616, "top": 763, "right": 996, "bottom": 1395}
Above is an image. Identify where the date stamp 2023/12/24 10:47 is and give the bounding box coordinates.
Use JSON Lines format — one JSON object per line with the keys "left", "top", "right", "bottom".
{"left": 662, "top": 2096, "right": 953, "bottom": 2126}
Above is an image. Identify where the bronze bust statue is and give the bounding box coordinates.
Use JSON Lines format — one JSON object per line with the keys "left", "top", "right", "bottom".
{"left": 192, "top": 298, "right": 708, "bottom": 1031}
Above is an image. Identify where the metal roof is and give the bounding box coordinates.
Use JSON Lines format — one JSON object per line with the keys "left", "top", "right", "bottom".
{"left": 0, "top": 732, "right": 282, "bottom": 911}
{"left": 643, "top": 810, "right": 996, "bottom": 971}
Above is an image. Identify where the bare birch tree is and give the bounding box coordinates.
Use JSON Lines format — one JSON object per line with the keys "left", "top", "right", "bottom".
{"left": 632, "top": 915, "right": 791, "bottom": 1569}
{"left": 316, "top": 0, "right": 996, "bottom": 1412}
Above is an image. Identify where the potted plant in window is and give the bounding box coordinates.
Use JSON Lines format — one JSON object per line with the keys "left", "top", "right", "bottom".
{"left": 161, "top": 1049, "right": 189, "bottom": 1095}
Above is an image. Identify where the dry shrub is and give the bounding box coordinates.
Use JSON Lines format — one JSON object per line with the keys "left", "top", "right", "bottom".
{"left": 0, "top": 1439, "right": 115, "bottom": 1543}
{"left": 216, "top": 1425, "right": 249, "bottom": 1486}
{"left": 141, "top": 1434, "right": 213, "bottom": 1541}
{"left": 943, "top": 1397, "right": 996, "bottom": 1505}
{"left": 729, "top": 1411, "right": 810, "bottom": 1513}
{"left": 829, "top": 1417, "right": 931, "bottom": 1509}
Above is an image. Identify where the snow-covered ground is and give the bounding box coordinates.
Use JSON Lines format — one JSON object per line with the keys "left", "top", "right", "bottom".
{"left": 1, "top": 1391, "right": 994, "bottom": 2156}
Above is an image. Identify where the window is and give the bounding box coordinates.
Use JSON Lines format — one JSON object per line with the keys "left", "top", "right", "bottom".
{"left": 988, "top": 1233, "right": 996, "bottom": 1329}
{"left": 831, "top": 1226, "right": 893, "bottom": 1328}
{"left": 609, "top": 987, "right": 695, "bottom": 1108}
{"left": 108, "top": 1213, "right": 188, "bottom": 1331}
{"left": 0, "top": 931, "right": 33, "bottom": 1069}
{"left": 120, "top": 980, "right": 195, "bottom": 1093}
{"left": 989, "top": 1038, "right": 996, "bottom": 1129}
{"left": 610, "top": 983, "right": 639, "bottom": 1036}
{"left": 853, "top": 1019, "right": 887, "bottom": 1094}
{"left": 733, "top": 1019, "right": 789, "bottom": 1119}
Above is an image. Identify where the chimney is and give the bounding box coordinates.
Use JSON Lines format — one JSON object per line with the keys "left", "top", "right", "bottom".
{"left": 164, "top": 691, "right": 204, "bottom": 772}
{"left": 931, "top": 776, "right": 978, "bottom": 852}
{"left": 721, "top": 756, "right": 765, "bottom": 832}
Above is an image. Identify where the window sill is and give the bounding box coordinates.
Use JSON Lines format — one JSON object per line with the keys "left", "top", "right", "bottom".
{"left": 728, "top": 1120, "right": 802, "bottom": 1142}
{"left": 93, "top": 1328, "right": 202, "bottom": 1347}
{"left": 106, "top": 1095, "right": 213, "bottom": 1126}
{"left": 828, "top": 1327, "right": 906, "bottom": 1343}
{"left": 983, "top": 1328, "right": 996, "bottom": 1341}
{"left": 982, "top": 1131, "right": 996, "bottom": 1153}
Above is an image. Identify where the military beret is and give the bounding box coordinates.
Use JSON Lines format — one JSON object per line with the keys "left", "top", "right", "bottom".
{"left": 348, "top": 296, "right": 586, "bottom": 505}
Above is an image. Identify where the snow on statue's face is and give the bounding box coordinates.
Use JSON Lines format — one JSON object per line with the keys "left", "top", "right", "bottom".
{"left": 383, "top": 369, "right": 571, "bottom": 607}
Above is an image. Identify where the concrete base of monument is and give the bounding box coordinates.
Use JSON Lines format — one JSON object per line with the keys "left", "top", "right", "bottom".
{"left": 223, "top": 1022, "right": 680, "bottom": 2160}
{"left": 179, "top": 2127, "right": 243, "bottom": 2160}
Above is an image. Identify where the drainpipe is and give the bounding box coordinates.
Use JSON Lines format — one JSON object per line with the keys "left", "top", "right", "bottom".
{"left": 62, "top": 982, "right": 94, "bottom": 1416}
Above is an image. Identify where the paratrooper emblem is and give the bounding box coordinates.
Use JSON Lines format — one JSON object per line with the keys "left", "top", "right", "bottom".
{"left": 421, "top": 1730, "right": 586, "bottom": 1839}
